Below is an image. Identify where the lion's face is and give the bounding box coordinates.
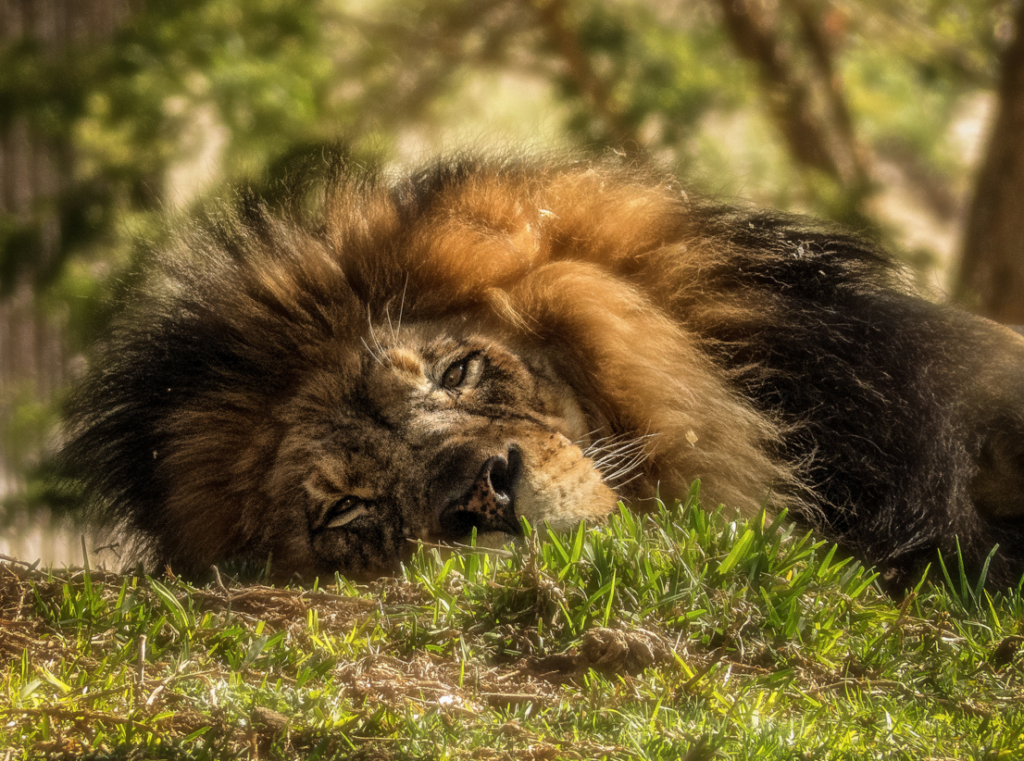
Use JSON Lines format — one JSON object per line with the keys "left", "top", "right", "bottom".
{"left": 260, "top": 321, "right": 616, "bottom": 578}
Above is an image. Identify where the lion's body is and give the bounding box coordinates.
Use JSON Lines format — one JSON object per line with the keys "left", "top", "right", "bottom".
{"left": 61, "top": 154, "right": 1024, "bottom": 589}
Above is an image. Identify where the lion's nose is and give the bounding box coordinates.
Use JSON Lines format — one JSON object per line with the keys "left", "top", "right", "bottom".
{"left": 437, "top": 445, "right": 523, "bottom": 540}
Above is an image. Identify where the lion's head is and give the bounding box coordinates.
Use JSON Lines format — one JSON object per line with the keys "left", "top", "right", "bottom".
{"left": 59, "top": 154, "right": 797, "bottom": 578}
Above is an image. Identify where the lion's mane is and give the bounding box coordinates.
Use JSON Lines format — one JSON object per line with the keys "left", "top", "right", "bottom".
{"left": 60, "top": 153, "right": 1024, "bottom": 587}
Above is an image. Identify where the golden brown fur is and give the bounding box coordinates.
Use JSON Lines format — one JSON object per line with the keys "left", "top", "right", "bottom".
{"left": 59, "top": 153, "right": 1024, "bottom": 589}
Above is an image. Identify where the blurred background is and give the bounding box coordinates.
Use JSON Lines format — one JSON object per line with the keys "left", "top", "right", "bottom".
{"left": 2, "top": 0, "right": 1023, "bottom": 566}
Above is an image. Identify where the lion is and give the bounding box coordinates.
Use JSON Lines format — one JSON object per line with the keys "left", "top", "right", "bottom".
{"left": 57, "top": 152, "right": 1024, "bottom": 591}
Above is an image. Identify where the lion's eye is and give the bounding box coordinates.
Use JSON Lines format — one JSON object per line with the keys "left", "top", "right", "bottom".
{"left": 441, "top": 353, "right": 484, "bottom": 390}
{"left": 324, "top": 497, "right": 371, "bottom": 530}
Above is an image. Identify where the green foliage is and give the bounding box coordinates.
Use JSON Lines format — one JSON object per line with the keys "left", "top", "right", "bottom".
{"left": 3, "top": 492, "right": 1022, "bottom": 759}
{"left": 556, "top": 3, "right": 750, "bottom": 144}
{"left": 0, "top": 0, "right": 334, "bottom": 298}
{"left": 841, "top": 0, "right": 1004, "bottom": 177}
{"left": 4, "top": 0, "right": 1011, "bottom": 301}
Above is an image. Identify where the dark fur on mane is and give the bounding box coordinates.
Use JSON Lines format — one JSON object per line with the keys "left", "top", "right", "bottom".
{"left": 681, "top": 211, "right": 1024, "bottom": 583}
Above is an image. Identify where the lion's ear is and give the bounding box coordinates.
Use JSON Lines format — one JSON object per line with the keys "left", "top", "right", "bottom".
{"left": 966, "top": 325, "right": 1024, "bottom": 520}
{"left": 973, "top": 418, "right": 1024, "bottom": 519}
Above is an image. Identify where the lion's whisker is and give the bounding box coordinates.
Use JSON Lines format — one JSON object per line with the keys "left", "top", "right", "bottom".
{"left": 581, "top": 431, "right": 636, "bottom": 453}
{"left": 602, "top": 451, "right": 649, "bottom": 481}
{"left": 396, "top": 273, "right": 409, "bottom": 334}
{"left": 583, "top": 432, "right": 657, "bottom": 488}
{"left": 366, "top": 308, "right": 387, "bottom": 360}
{"left": 576, "top": 426, "right": 613, "bottom": 445}
{"left": 607, "top": 471, "right": 644, "bottom": 489}
{"left": 360, "top": 337, "right": 384, "bottom": 366}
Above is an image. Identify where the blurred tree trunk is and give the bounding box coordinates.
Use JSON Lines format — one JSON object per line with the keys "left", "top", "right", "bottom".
{"left": 956, "top": 3, "right": 1024, "bottom": 323}
{"left": 0, "top": 0, "right": 133, "bottom": 560}
{"left": 712, "top": 0, "right": 871, "bottom": 225}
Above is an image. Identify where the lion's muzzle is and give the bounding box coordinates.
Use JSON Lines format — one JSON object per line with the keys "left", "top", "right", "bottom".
{"left": 433, "top": 444, "right": 524, "bottom": 540}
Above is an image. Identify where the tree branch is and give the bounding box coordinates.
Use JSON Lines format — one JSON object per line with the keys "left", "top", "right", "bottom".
{"left": 782, "top": 0, "right": 869, "bottom": 187}
{"left": 713, "top": 0, "right": 843, "bottom": 181}
{"left": 528, "top": 0, "right": 640, "bottom": 150}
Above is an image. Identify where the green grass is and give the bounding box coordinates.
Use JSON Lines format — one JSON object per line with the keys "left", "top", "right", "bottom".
{"left": 2, "top": 486, "right": 1023, "bottom": 760}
